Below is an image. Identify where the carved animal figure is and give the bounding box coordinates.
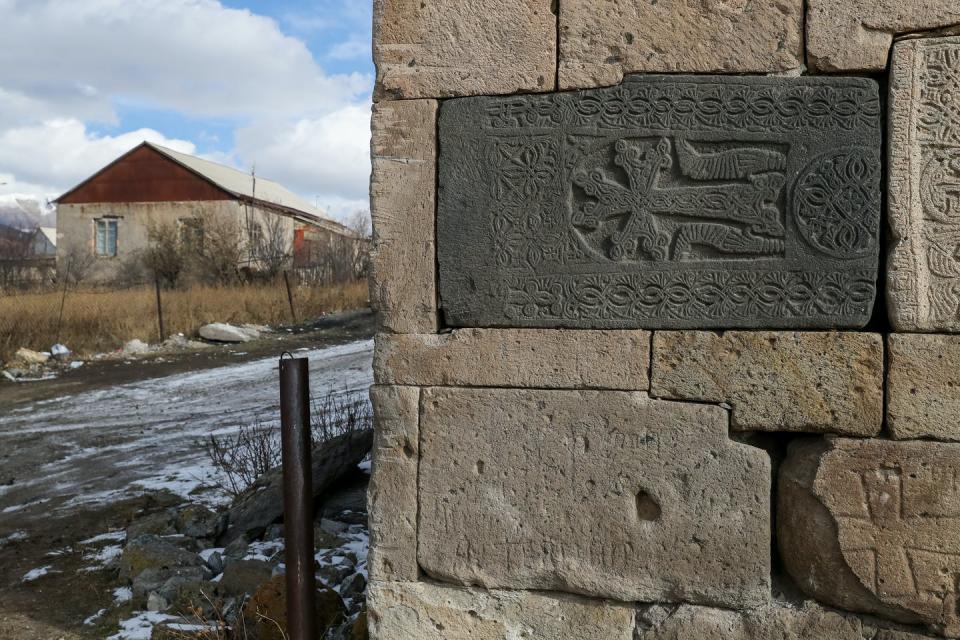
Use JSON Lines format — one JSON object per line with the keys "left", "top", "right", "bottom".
{"left": 672, "top": 223, "right": 784, "bottom": 260}
{"left": 676, "top": 140, "right": 786, "bottom": 180}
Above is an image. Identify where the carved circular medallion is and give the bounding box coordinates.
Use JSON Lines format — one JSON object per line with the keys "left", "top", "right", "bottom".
{"left": 793, "top": 148, "right": 879, "bottom": 259}
{"left": 920, "top": 148, "right": 960, "bottom": 223}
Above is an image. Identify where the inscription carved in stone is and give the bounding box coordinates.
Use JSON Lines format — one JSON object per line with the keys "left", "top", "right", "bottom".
{"left": 438, "top": 75, "right": 881, "bottom": 329}
{"left": 417, "top": 387, "right": 770, "bottom": 608}
{"left": 888, "top": 37, "right": 960, "bottom": 331}
{"left": 779, "top": 438, "right": 960, "bottom": 637}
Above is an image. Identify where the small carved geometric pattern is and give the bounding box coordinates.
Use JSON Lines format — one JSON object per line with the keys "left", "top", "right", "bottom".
{"left": 490, "top": 137, "right": 586, "bottom": 269}
{"left": 484, "top": 82, "right": 881, "bottom": 134}
{"left": 918, "top": 45, "right": 960, "bottom": 145}
{"left": 793, "top": 148, "right": 881, "bottom": 259}
{"left": 502, "top": 270, "right": 875, "bottom": 323}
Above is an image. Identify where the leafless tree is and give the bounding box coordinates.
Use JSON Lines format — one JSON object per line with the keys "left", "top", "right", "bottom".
{"left": 249, "top": 214, "right": 290, "bottom": 279}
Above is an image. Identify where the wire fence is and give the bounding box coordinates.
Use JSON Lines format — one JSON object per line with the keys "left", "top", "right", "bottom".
{"left": 0, "top": 272, "right": 369, "bottom": 363}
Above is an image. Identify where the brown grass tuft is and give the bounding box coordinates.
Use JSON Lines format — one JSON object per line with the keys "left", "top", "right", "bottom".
{"left": 0, "top": 280, "right": 368, "bottom": 361}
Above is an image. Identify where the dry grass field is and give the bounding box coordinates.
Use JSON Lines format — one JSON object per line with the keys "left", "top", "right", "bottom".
{"left": 0, "top": 280, "right": 369, "bottom": 361}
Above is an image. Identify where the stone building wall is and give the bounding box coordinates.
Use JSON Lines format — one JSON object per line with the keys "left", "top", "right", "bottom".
{"left": 367, "top": 3, "right": 960, "bottom": 638}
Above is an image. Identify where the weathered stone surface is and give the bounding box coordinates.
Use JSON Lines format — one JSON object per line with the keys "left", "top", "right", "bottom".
{"left": 372, "top": 0, "right": 555, "bottom": 100}
{"left": 438, "top": 76, "right": 882, "bottom": 329}
{"left": 779, "top": 438, "right": 960, "bottom": 637}
{"left": 417, "top": 388, "right": 770, "bottom": 607}
{"left": 370, "top": 99, "right": 437, "bottom": 334}
{"left": 888, "top": 36, "right": 960, "bottom": 331}
{"left": 559, "top": 0, "right": 803, "bottom": 88}
{"left": 373, "top": 329, "right": 650, "bottom": 389}
{"left": 888, "top": 334, "right": 960, "bottom": 441}
{"left": 807, "top": 1, "right": 960, "bottom": 71}
{"left": 651, "top": 331, "right": 883, "bottom": 435}
{"left": 367, "top": 385, "right": 419, "bottom": 582}
{"left": 635, "top": 601, "right": 938, "bottom": 639}
{"left": 368, "top": 581, "right": 635, "bottom": 640}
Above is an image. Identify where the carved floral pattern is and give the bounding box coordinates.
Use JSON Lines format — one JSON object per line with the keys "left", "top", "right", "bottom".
{"left": 503, "top": 270, "right": 875, "bottom": 324}
{"left": 793, "top": 148, "right": 880, "bottom": 259}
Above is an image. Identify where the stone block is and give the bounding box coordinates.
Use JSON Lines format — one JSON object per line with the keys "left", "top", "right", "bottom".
{"left": 368, "top": 581, "right": 635, "bottom": 640}
{"left": 370, "top": 99, "right": 437, "bottom": 334}
{"left": 417, "top": 387, "right": 770, "bottom": 608}
{"left": 888, "top": 36, "right": 960, "bottom": 331}
{"left": 373, "top": 329, "right": 651, "bottom": 389}
{"left": 888, "top": 334, "right": 960, "bottom": 441}
{"left": 559, "top": 0, "right": 803, "bottom": 88}
{"left": 367, "top": 386, "right": 419, "bottom": 582}
{"left": 778, "top": 438, "right": 960, "bottom": 637}
{"left": 437, "top": 76, "right": 882, "bottom": 329}
{"left": 807, "top": 1, "right": 960, "bottom": 71}
{"left": 651, "top": 331, "right": 883, "bottom": 435}
{"left": 372, "top": 0, "right": 555, "bottom": 100}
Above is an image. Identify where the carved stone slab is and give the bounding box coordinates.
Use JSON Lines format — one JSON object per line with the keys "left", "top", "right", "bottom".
{"left": 438, "top": 75, "right": 882, "bottom": 329}
{"left": 417, "top": 387, "right": 771, "bottom": 608}
{"left": 779, "top": 438, "right": 960, "bottom": 637}
{"left": 888, "top": 37, "right": 960, "bottom": 331}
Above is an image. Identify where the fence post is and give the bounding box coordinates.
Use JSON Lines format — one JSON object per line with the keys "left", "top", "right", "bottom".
{"left": 283, "top": 270, "right": 297, "bottom": 324}
{"left": 279, "top": 356, "right": 316, "bottom": 640}
{"left": 55, "top": 268, "right": 69, "bottom": 344}
{"left": 154, "top": 277, "right": 165, "bottom": 342}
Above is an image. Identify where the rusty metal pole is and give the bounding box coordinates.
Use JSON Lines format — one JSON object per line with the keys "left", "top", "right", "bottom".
{"left": 154, "top": 277, "right": 165, "bottom": 342}
{"left": 279, "top": 356, "right": 315, "bottom": 640}
{"left": 283, "top": 270, "right": 297, "bottom": 324}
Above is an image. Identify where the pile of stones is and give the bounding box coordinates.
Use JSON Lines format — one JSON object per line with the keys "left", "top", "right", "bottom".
{"left": 366, "top": 1, "right": 960, "bottom": 638}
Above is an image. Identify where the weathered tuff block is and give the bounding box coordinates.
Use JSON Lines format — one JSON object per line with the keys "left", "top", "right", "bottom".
{"left": 779, "top": 438, "right": 960, "bottom": 637}
{"left": 888, "top": 36, "right": 960, "bottom": 331}
{"left": 438, "top": 76, "right": 882, "bottom": 329}
{"left": 373, "top": 329, "right": 650, "bottom": 389}
{"left": 559, "top": 0, "right": 803, "bottom": 88}
{"left": 368, "top": 581, "right": 635, "bottom": 640}
{"left": 367, "top": 386, "right": 419, "bottom": 582}
{"left": 635, "top": 601, "right": 936, "bottom": 640}
{"left": 372, "top": 0, "right": 555, "bottom": 100}
{"left": 651, "top": 331, "right": 884, "bottom": 436}
{"left": 888, "top": 334, "right": 960, "bottom": 442}
{"left": 807, "top": 1, "right": 960, "bottom": 72}
{"left": 417, "top": 388, "right": 771, "bottom": 608}
{"left": 370, "top": 100, "right": 438, "bottom": 334}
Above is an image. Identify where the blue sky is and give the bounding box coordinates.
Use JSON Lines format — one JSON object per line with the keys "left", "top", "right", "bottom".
{"left": 0, "top": 0, "right": 375, "bottom": 219}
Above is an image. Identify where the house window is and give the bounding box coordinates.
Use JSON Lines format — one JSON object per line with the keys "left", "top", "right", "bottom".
{"left": 95, "top": 218, "right": 118, "bottom": 257}
{"left": 179, "top": 218, "right": 204, "bottom": 250}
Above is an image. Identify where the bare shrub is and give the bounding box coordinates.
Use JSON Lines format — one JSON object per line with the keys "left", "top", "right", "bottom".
{"left": 143, "top": 219, "right": 185, "bottom": 286}
{"left": 249, "top": 214, "right": 290, "bottom": 279}
{"left": 191, "top": 212, "right": 244, "bottom": 285}
{"left": 203, "top": 390, "right": 372, "bottom": 497}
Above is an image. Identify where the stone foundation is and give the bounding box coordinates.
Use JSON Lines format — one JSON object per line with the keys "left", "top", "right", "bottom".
{"left": 368, "top": 3, "right": 960, "bottom": 638}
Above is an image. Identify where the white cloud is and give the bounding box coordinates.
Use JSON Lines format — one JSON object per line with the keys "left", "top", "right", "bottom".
{"left": 327, "top": 35, "right": 370, "bottom": 61}
{"left": 234, "top": 103, "right": 371, "bottom": 207}
{"left": 0, "top": 119, "right": 195, "bottom": 198}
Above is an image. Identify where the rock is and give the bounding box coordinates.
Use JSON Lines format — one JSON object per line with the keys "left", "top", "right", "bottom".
{"left": 146, "top": 591, "right": 170, "bottom": 612}
{"left": 559, "top": 0, "right": 803, "bottom": 88}
{"left": 320, "top": 476, "right": 368, "bottom": 520}
{"left": 220, "top": 559, "right": 273, "bottom": 597}
{"left": 339, "top": 573, "right": 366, "bottom": 600}
{"left": 160, "top": 576, "right": 221, "bottom": 616}
{"left": 319, "top": 518, "right": 349, "bottom": 536}
{"left": 126, "top": 510, "right": 177, "bottom": 540}
{"left": 651, "top": 331, "right": 884, "bottom": 435}
{"left": 243, "top": 575, "right": 346, "bottom": 640}
{"left": 175, "top": 504, "right": 224, "bottom": 539}
{"left": 634, "top": 601, "right": 935, "bottom": 639}
{"left": 350, "top": 611, "right": 368, "bottom": 640}
{"left": 807, "top": 0, "right": 960, "bottom": 71}
{"left": 778, "top": 437, "right": 960, "bottom": 636}
{"left": 368, "top": 581, "right": 635, "bottom": 639}
{"left": 437, "top": 76, "right": 881, "bottom": 329}
{"left": 370, "top": 99, "right": 438, "bottom": 334}
{"left": 121, "top": 339, "right": 151, "bottom": 356}
{"left": 374, "top": 329, "right": 651, "bottom": 389}
{"left": 318, "top": 562, "right": 354, "bottom": 587}
{"left": 204, "top": 551, "right": 224, "bottom": 575}
{"left": 417, "top": 388, "right": 770, "bottom": 608}
{"left": 14, "top": 348, "right": 48, "bottom": 365}
{"left": 314, "top": 527, "right": 346, "bottom": 551}
{"left": 223, "top": 534, "right": 249, "bottom": 560}
{"left": 888, "top": 334, "right": 960, "bottom": 441}
{"left": 372, "top": 0, "right": 555, "bottom": 100}
{"left": 888, "top": 35, "right": 960, "bottom": 331}
{"left": 119, "top": 534, "right": 202, "bottom": 581}
{"left": 222, "top": 430, "right": 373, "bottom": 544}
{"left": 198, "top": 323, "right": 259, "bottom": 343}
{"left": 368, "top": 386, "right": 419, "bottom": 583}
{"left": 264, "top": 524, "right": 284, "bottom": 541}
{"left": 49, "top": 343, "right": 70, "bottom": 360}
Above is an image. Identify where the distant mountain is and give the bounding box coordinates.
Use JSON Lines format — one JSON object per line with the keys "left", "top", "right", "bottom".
{"left": 0, "top": 195, "right": 56, "bottom": 231}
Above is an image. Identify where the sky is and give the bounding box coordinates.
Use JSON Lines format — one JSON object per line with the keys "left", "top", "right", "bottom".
{"left": 0, "top": 0, "right": 374, "bottom": 220}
